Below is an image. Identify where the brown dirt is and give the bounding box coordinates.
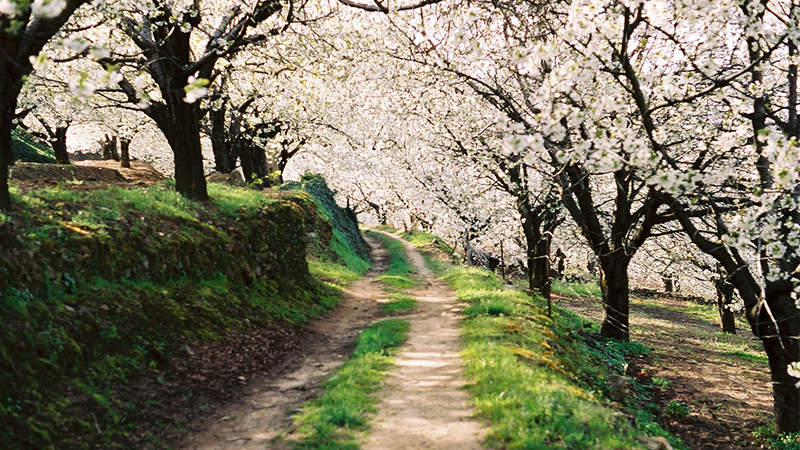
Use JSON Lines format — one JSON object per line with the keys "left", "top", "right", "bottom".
{"left": 556, "top": 293, "right": 771, "bottom": 450}
{"left": 9, "top": 159, "right": 165, "bottom": 189}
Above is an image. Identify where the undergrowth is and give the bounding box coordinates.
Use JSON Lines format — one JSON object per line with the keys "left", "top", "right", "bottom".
{"left": 289, "top": 319, "right": 409, "bottom": 450}
{"left": 753, "top": 425, "right": 800, "bottom": 450}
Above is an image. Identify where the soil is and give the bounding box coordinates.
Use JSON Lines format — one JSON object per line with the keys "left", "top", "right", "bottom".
{"left": 556, "top": 293, "right": 772, "bottom": 450}
{"left": 179, "top": 232, "right": 487, "bottom": 450}
{"left": 9, "top": 157, "right": 165, "bottom": 189}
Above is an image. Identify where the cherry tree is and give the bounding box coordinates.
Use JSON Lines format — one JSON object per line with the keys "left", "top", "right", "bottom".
{"left": 503, "top": 0, "right": 800, "bottom": 432}
{"left": 51, "top": 0, "right": 298, "bottom": 200}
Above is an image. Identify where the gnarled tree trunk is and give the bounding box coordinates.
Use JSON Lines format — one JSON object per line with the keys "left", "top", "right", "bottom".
{"left": 599, "top": 256, "right": 631, "bottom": 341}
{"left": 156, "top": 97, "right": 208, "bottom": 201}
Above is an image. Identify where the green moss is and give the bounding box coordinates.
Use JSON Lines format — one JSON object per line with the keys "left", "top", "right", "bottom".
{"left": 281, "top": 174, "right": 370, "bottom": 274}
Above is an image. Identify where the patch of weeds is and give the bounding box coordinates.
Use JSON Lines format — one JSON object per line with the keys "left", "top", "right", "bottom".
{"left": 442, "top": 264, "right": 686, "bottom": 450}
{"left": 753, "top": 425, "right": 800, "bottom": 450}
{"left": 651, "top": 377, "right": 672, "bottom": 391}
{"left": 722, "top": 350, "right": 769, "bottom": 365}
{"left": 665, "top": 401, "right": 691, "bottom": 419}
{"left": 552, "top": 279, "right": 602, "bottom": 298}
{"left": 290, "top": 319, "right": 409, "bottom": 450}
{"left": 382, "top": 294, "right": 417, "bottom": 314}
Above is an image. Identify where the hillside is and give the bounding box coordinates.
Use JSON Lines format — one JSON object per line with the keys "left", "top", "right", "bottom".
{"left": 0, "top": 176, "right": 368, "bottom": 450}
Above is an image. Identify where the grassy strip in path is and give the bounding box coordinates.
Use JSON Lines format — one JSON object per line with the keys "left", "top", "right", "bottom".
{"left": 441, "top": 266, "right": 686, "bottom": 450}
{"left": 381, "top": 293, "right": 417, "bottom": 314}
{"left": 289, "top": 319, "right": 410, "bottom": 450}
{"left": 365, "top": 230, "right": 416, "bottom": 289}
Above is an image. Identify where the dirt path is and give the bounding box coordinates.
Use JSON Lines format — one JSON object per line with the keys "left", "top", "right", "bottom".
{"left": 181, "top": 233, "right": 486, "bottom": 450}
{"left": 181, "top": 236, "right": 390, "bottom": 450}
{"left": 362, "top": 233, "right": 486, "bottom": 450}
{"left": 556, "top": 294, "right": 771, "bottom": 450}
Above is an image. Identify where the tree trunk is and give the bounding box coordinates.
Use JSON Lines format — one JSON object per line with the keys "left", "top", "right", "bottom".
{"left": 0, "top": 81, "right": 21, "bottom": 211}
{"left": 120, "top": 137, "right": 131, "bottom": 169}
{"left": 210, "top": 106, "right": 232, "bottom": 173}
{"left": 53, "top": 125, "right": 69, "bottom": 165}
{"left": 599, "top": 257, "right": 631, "bottom": 341}
{"left": 715, "top": 276, "right": 736, "bottom": 334}
{"left": 252, "top": 146, "right": 269, "bottom": 186}
{"left": 758, "top": 292, "right": 800, "bottom": 433}
{"left": 239, "top": 138, "right": 254, "bottom": 183}
{"left": 159, "top": 99, "right": 208, "bottom": 201}
{"left": 529, "top": 234, "right": 551, "bottom": 300}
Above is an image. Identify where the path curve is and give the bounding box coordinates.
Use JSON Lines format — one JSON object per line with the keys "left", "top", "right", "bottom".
{"left": 181, "top": 236, "right": 389, "bottom": 450}
{"left": 362, "top": 232, "right": 486, "bottom": 450}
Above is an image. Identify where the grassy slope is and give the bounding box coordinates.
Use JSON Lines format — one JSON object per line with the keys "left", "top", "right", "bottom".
{"left": 405, "top": 232, "right": 686, "bottom": 450}
{"left": 282, "top": 174, "right": 370, "bottom": 276}
{"left": 0, "top": 180, "right": 368, "bottom": 450}
{"left": 12, "top": 129, "right": 56, "bottom": 164}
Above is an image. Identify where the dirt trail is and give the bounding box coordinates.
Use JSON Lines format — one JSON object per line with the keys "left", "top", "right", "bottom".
{"left": 557, "top": 294, "right": 771, "bottom": 450}
{"left": 362, "top": 232, "right": 486, "bottom": 450}
{"left": 181, "top": 236, "right": 390, "bottom": 450}
{"left": 182, "top": 233, "right": 487, "bottom": 450}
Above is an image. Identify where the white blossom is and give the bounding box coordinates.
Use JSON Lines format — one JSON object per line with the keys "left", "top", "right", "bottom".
{"left": 32, "top": 0, "right": 66, "bottom": 18}
{"left": 0, "top": 0, "right": 16, "bottom": 16}
{"left": 183, "top": 76, "right": 209, "bottom": 104}
{"left": 68, "top": 78, "right": 96, "bottom": 101}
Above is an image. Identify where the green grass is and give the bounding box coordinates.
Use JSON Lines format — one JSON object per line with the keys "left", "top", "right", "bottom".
{"left": 722, "top": 350, "right": 769, "bottom": 365}
{"left": 402, "top": 231, "right": 454, "bottom": 254}
{"left": 12, "top": 129, "right": 56, "bottom": 163}
{"left": 309, "top": 260, "right": 363, "bottom": 290}
{"left": 208, "top": 183, "right": 279, "bottom": 216}
{"left": 290, "top": 319, "right": 409, "bottom": 450}
{"left": 440, "top": 265, "right": 686, "bottom": 450}
{"left": 366, "top": 231, "right": 416, "bottom": 289}
{"left": 382, "top": 294, "right": 418, "bottom": 314}
{"left": 552, "top": 279, "right": 602, "bottom": 298}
